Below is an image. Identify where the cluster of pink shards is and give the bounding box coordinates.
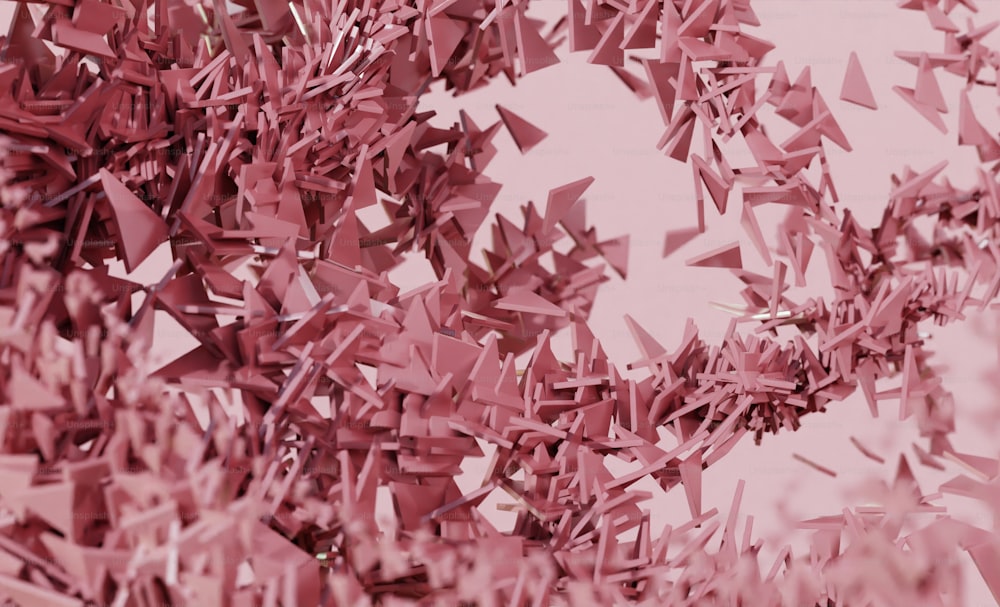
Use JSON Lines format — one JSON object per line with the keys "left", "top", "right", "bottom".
{"left": 0, "top": 0, "right": 999, "bottom": 605}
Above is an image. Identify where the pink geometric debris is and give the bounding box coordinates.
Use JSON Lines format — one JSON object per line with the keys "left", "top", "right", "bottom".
{"left": 663, "top": 227, "right": 701, "bottom": 258}
{"left": 894, "top": 86, "right": 949, "bottom": 133}
{"left": 914, "top": 53, "right": 948, "bottom": 113}
{"left": 496, "top": 104, "right": 548, "bottom": 153}
{"left": 840, "top": 51, "right": 878, "bottom": 110}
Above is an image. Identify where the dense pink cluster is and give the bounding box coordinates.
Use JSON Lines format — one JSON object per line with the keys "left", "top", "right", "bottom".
{"left": 0, "top": 0, "right": 999, "bottom": 605}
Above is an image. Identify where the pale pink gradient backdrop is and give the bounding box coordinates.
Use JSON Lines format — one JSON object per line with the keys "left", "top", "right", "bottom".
{"left": 4, "top": 0, "right": 999, "bottom": 603}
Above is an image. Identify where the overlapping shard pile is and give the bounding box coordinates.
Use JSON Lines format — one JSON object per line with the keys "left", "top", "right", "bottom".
{"left": 0, "top": 0, "right": 999, "bottom": 605}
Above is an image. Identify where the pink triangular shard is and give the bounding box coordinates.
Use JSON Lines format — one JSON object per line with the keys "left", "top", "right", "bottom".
{"left": 946, "top": 451, "right": 1000, "bottom": 480}
{"left": 678, "top": 450, "right": 702, "bottom": 518}
{"left": 643, "top": 59, "right": 679, "bottom": 124}
{"left": 597, "top": 235, "right": 629, "bottom": 279}
{"left": 775, "top": 66, "right": 814, "bottom": 125}
{"left": 959, "top": 91, "right": 991, "bottom": 146}
{"left": 494, "top": 290, "right": 567, "bottom": 317}
{"left": 968, "top": 539, "right": 1000, "bottom": 604}
{"left": 328, "top": 209, "right": 362, "bottom": 268}
{"left": 212, "top": 0, "right": 250, "bottom": 62}
{"left": 840, "top": 52, "right": 877, "bottom": 110}
{"left": 587, "top": 13, "right": 625, "bottom": 66}
{"left": 739, "top": 202, "right": 771, "bottom": 265}
{"left": 813, "top": 92, "right": 852, "bottom": 152}
{"left": 914, "top": 53, "right": 947, "bottom": 112}
{"left": 677, "top": 0, "right": 719, "bottom": 38}
{"left": 495, "top": 104, "right": 548, "bottom": 153}
{"left": 623, "top": 314, "right": 668, "bottom": 362}
{"left": 543, "top": 177, "right": 594, "bottom": 235}
{"left": 662, "top": 113, "right": 696, "bottom": 162}
{"left": 893, "top": 455, "right": 922, "bottom": 499}
{"left": 923, "top": 0, "right": 959, "bottom": 31}
{"left": 686, "top": 242, "right": 742, "bottom": 269}
{"left": 622, "top": 0, "right": 659, "bottom": 49}
{"left": 663, "top": 227, "right": 700, "bottom": 258}
{"left": 11, "top": 364, "right": 67, "bottom": 411}
{"left": 99, "top": 169, "right": 168, "bottom": 273}
{"left": 768, "top": 60, "right": 791, "bottom": 100}
{"left": 893, "top": 86, "right": 947, "bottom": 133}
{"left": 12, "top": 483, "right": 78, "bottom": 538}
{"left": 692, "top": 155, "right": 730, "bottom": 214}
{"left": 350, "top": 153, "right": 378, "bottom": 209}
{"left": 660, "top": 1, "right": 683, "bottom": 62}
{"left": 426, "top": 15, "right": 465, "bottom": 77}
{"left": 515, "top": 12, "right": 559, "bottom": 74}
{"left": 568, "top": 0, "right": 603, "bottom": 52}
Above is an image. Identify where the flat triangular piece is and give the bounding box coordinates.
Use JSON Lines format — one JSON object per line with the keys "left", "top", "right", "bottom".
{"left": 660, "top": 1, "right": 683, "bottom": 62}
{"left": 622, "top": 0, "right": 659, "bottom": 49}
{"left": 968, "top": 539, "right": 1000, "bottom": 604}
{"left": 350, "top": 152, "right": 378, "bottom": 209}
{"left": 543, "top": 177, "right": 594, "bottom": 234}
{"left": 959, "top": 90, "right": 991, "bottom": 146}
{"left": 775, "top": 66, "right": 814, "bottom": 125}
{"left": 678, "top": 450, "right": 702, "bottom": 518}
{"left": 99, "top": 169, "right": 167, "bottom": 273}
{"left": 496, "top": 104, "right": 548, "bottom": 153}
{"left": 328, "top": 206, "right": 362, "bottom": 269}
{"left": 494, "top": 290, "right": 566, "bottom": 317}
{"left": 686, "top": 242, "right": 742, "bottom": 269}
{"left": 692, "top": 155, "right": 730, "bottom": 214}
{"left": 515, "top": 12, "right": 559, "bottom": 74}
{"left": 662, "top": 227, "right": 699, "bottom": 258}
{"left": 623, "top": 315, "right": 668, "bottom": 362}
{"left": 0, "top": 456, "right": 36, "bottom": 495}
{"left": 739, "top": 202, "right": 771, "bottom": 265}
{"left": 892, "top": 455, "right": 922, "bottom": 500}
{"left": 945, "top": 451, "right": 1000, "bottom": 480}
{"left": 677, "top": 0, "right": 719, "bottom": 38}
{"left": 10, "top": 483, "right": 78, "bottom": 538}
{"left": 923, "top": 0, "right": 959, "bottom": 32}
{"left": 914, "top": 53, "right": 947, "bottom": 112}
{"left": 11, "top": 364, "right": 67, "bottom": 411}
{"left": 39, "top": 533, "right": 105, "bottom": 598}
{"left": 768, "top": 60, "right": 791, "bottom": 100}
{"left": 840, "top": 52, "right": 877, "bottom": 109}
{"left": 427, "top": 15, "right": 466, "bottom": 77}
{"left": 643, "top": 59, "right": 679, "bottom": 124}
{"left": 813, "top": 92, "right": 852, "bottom": 152}
{"left": 587, "top": 13, "right": 625, "bottom": 66}
{"left": 213, "top": 0, "right": 250, "bottom": 62}
{"left": 662, "top": 113, "right": 696, "bottom": 162}
{"left": 568, "top": 0, "right": 603, "bottom": 51}
{"left": 468, "top": 334, "right": 502, "bottom": 388}
{"left": 597, "top": 235, "right": 628, "bottom": 279}
{"left": 893, "top": 86, "right": 947, "bottom": 133}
